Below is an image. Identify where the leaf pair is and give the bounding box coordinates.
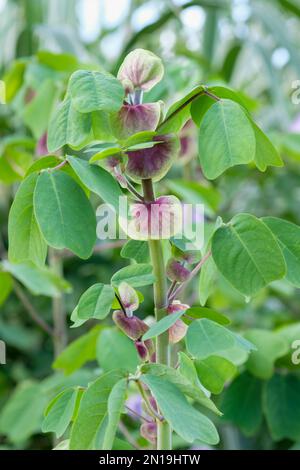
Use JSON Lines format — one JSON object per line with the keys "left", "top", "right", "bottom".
{"left": 9, "top": 169, "right": 96, "bottom": 262}
{"left": 72, "top": 264, "right": 154, "bottom": 327}
{"left": 211, "top": 213, "right": 300, "bottom": 297}
{"left": 69, "top": 370, "right": 127, "bottom": 450}
{"left": 47, "top": 70, "right": 124, "bottom": 152}
{"left": 196, "top": 99, "right": 282, "bottom": 180}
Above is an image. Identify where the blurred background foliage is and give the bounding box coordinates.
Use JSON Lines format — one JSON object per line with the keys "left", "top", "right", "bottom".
{"left": 1, "top": 0, "right": 300, "bottom": 450}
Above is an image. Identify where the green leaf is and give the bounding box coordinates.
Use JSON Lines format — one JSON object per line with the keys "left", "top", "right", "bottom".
{"left": 70, "top": 370, "right": 124, "bottom": 450}
{"left": 89, "top": 146, "right": 123, "bottom": 163}
{"left": 2, "top": 260, "right": 70, "bottom": 297}
{"left": 141, "top": 374, "right": 219, "bottom": 445}
{"left": 53, "top": 326, "right": 102, "bottom": 375}
{"left": 47, "top": 98, "right": 91, "bottom": 152}
{"left": 0, "top": 137, "right": 34, "bottom": 183}
{"left": 97, "top": 329, "right": 139, "bottom": 373}
{"left": 166, "top": 179, "right": 220, "bottom": 215}
{"left": 178, "top": 352, "right": 199, "bottom": 387}
{"left": 142, "top": 310, "right": 185, "bottom": 341}
{"left": 123, "top": 131, "right": 157, "bottom": 148}
{"left": 42, "top": 388, "right": 79, "bottom": 438}
{"left": 37, "top": 50, "right": 78, "bottom": 72}
{"left": 0, "top": 272, "right": 13, "bottom": 306}
{"left": 102, "top": 378, "right": 127, "bottom": 450}
{"left": 70, "top": 306, "right": 86, "bottom": 328}
{"left": 34, "top": 171, "right": 96, "bottom": 259}
{"left": 8, "top": 173, "right": 47, "bottom": 267}
{"left": 3, "top": 59, "right": 26, "bottom": 102}
{"left": 0, "top": 381, "right": 47, "bottom": 443}
{"left": 198, "top": 99, "right": 256, "bottom": 180}
{"left": 183, "top": 307, "right": 231, "bottom": 326}
{"left": 221, "top": 372, "right": 263, "bottom": 436}
{"left": 69, "top": 70, "right": 124, "bottom": 113}
{"left": 244, "top": 329, "right": 289, "bottom": 380}
{"left": 112, "top": 438, "right": 134, "bottom": 450}
{"left": 67, "top": 156, "right": 123, "bottom": 211}
{"left": 194, "top": 356, "right": 236, "bottom": 394}
{"left": 111, "top": 264, "right": 155, "bottom": 287}
{"left": 263, "top": 373, "right": 300, "bottom": 441}
{"left": 262, "top": 217, "right": 300, "bottom": 287}
{"left": 251, "top": 121, "right": 283, "bottom": 171}
{"left": 22, "top": 79, "right": 57, "bottom": 139}
{"left": 212, "top": 213, "right": 286, "bottom": 296}
{"left": 186, "top": 319, "right": 236, "bottom": 359}
{"left": 25, "top": 155, "right": 60, "bottom": 175}
{"left": 199, "top": 256, "right": 218, "bottom": 306}
{"left": 158, "top": 86, "right": 205, "bottom": 134}
{"left": 77, "top": 283, "right": 115, "bottom": 320}
{"left": 120, "top": 239, "right": 150, "bottom": 263}
{"left": 141, "top": 363, "right": 221, "bottom": 415}
{"left": 191, "top": 85, "right": 254, "bottom": 127}
{"left": 92, "top": 111, "right": 115, "bottom": 141}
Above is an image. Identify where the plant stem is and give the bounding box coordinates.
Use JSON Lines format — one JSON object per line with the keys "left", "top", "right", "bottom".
{"left": 169, "top": 250, "right": 212, "bottom": 303}
{"left": 49, "top": 249, "right": 67, "bottom": 357}
{"left": 136, "top": 380, "right": 163, "bottom": 422}
{"left": 50, "top": 159, "right": 68, "bottom": 172}
{"left": 13, "top": 282, "right": 54, "bottom": 336}
{"left": 141, "top": 178, "right": 172, "bottom": 450}
{"left": 118, "top": 421, "right": 142, "bottom": 450}
{"left": 125, "top": 178, "right": 145, "bottom": 202}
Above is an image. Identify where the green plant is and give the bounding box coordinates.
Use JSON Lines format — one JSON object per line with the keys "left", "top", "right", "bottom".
{"left": 5, "top": 47, "right": 300, "bottom": 451}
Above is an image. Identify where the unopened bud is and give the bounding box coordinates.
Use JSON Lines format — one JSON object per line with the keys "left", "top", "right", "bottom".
{"left": 119, "top": 195, "right": 182, "bottom": 241}
{"left": 134, "top": 338, "right": 155, "bottom": 361}
{"left": 171, "top": 244, "right": 201, "bottom": 264}
{"left": 113, "top": 310, "right": 149, "bottom": 340}
{"left": 110, "top": 102, "right": 161, "bottom": 140}
{"left": 167, "top": 301, "right": 189, "bottom": 344}
{"left": 140, "top": 422, "right": 157, "bottom": 444}
{"left": 118, "top": 49, "right": 164, "bottom": 92}
{"left": 169, "top": 318, "right": 188, "bottom": 344}
{"left": 166, "top": 258, "right": 191, "bottom": 283}
{"left": 126, "top": 134, "right": 179, "bottom": 183}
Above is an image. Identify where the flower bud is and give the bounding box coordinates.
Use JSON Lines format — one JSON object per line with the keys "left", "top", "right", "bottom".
{"left": 140, "top": 422, "right": 157, "bottom": 444}
{"left": 118, "top": 281, "right": 139, "bottom": 314}
{"left": 169, "top": 318, "right": 188, "bottom": 344}
{"left": 110, "top": 103, "right": 161, "bottom": 140}
{"left": 171, "top": 244, "right": 201, "bottom": 264}
{"left": 118, "top": 49, "right": 164, "bottom": 92}
{"left": 105, "top": 155, "right": 124, "bottom": 171}
{"left": 167, "top": 301, "right": 189, "bottom": 343}
{"left": 166, "top": 258, "right": 191, "bottom": 283}
{"left": 112, "top": 310, "right": 149, "bottom": 340}
{"left": 167, "top": 300, "right": 189, "bottom": 314}
{"left": 119, "top": 195, "right": 182, "bottom": 240}
{"left": 36, "top": 133, "right": 48, "bottom": 156}
{"left": 125, "top": 134, "right": 179, "bottom": 182}
{"left": 134, "top": 338, "right": 155, "bottom": 361}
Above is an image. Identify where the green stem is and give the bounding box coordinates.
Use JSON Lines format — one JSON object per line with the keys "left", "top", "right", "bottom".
{"left": 142, "top": 179, "right": 172, "bottom": 450}
{"left": 49, "top": 249, "right": 67, "bottom": 358}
